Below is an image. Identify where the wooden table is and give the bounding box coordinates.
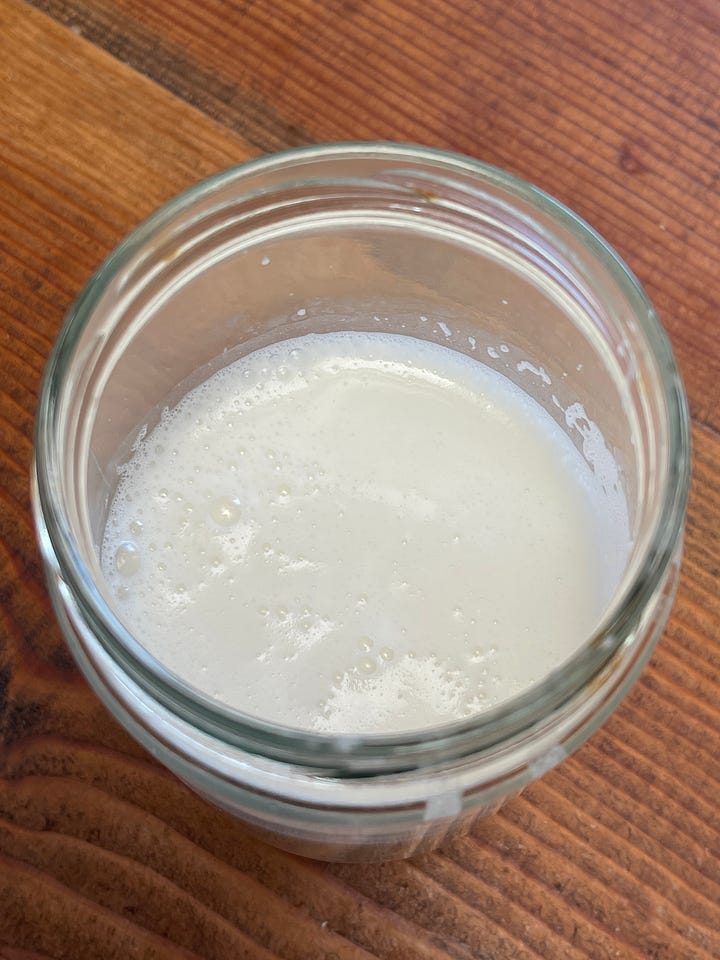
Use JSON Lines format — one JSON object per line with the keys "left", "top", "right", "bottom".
{"left": 1, "top": 1, "right": 719, "bottom": 957}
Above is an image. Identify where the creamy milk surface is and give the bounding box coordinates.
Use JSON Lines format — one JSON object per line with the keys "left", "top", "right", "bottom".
{"left": 102, "top": 331, "right": 629, "bottom": 734}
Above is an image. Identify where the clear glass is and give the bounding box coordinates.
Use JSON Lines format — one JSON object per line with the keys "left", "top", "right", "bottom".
{"left": 33, "top": 143, "right": 690, "bottom": 861}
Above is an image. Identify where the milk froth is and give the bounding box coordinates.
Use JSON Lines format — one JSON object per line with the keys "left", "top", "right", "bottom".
{"left": 102, "top": 331, "right": 629, "bottom": 734}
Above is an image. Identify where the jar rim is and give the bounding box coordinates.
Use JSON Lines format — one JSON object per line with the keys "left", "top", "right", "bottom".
{"left": 33, "top": 142, "right": 691, "bottom": 774}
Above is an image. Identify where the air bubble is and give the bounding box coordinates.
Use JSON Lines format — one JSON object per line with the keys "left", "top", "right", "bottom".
{"left": 115, "top": 542, "right": 140, "bottom": 577}
{"left": 209, "top": 496, "right": 242, "bottom": 526}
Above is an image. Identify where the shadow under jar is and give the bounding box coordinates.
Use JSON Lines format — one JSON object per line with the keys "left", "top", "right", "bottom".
{"left": 33, "top": 144, "right": 690, "bottom": 862}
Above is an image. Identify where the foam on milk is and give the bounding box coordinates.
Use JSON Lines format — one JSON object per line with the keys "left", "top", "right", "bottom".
{"left": 102, "top": 331, "right": 630, "bottom": 735}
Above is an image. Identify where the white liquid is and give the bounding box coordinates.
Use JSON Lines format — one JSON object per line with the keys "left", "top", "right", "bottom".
{"left": 102, "top": 332, "right": 629, "bottom": 735}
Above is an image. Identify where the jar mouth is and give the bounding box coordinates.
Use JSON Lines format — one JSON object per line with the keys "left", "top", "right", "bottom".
{"left": 33, "top": 142, "right": 691, "bottom": 775}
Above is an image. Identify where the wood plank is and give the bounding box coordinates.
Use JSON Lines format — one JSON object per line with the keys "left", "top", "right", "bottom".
{"left": 0, "top": 0, "right": 719, "bottom": 958}
{"left": 27, "top": 0, "right": 720, "bottom": 434}
{"left": 0, "top": 0, "right": 253, "bottom": 715}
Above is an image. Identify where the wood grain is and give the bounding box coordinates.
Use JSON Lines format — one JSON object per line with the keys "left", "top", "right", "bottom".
{"left": 1, "top": 0, "right": 719, "bottom": 957}
{"left": 26, "top": 0, "right": 720, "bottom": 434}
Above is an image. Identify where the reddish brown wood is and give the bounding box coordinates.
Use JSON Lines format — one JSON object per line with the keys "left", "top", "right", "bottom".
{"left": 1, "top": 0, "right": 719, "bottom": 957}
{"left": 26, "top": 0, "right": 720, "bottom": 432}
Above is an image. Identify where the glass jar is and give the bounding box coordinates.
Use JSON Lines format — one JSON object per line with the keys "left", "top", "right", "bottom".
{"left": 32, "top": 144, "right": 690, "bottom": 862}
